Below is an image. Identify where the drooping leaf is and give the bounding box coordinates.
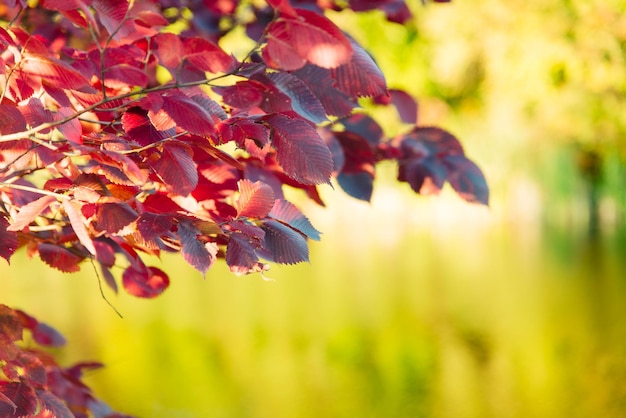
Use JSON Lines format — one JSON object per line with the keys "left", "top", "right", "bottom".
{"left": 225, "top": 222, "right": 266, "bottom": 275}
{"left": 373, "top": 89, "right": 419, "bottom": 124}
{"left": 32, "top": 322, "right": 67, "bottom": 347}
{"left": 7, "top": 195, "right": 56, "bottom": 232}
{"left": 38, "top": 243, "right": 83, "bottom": 273}
{"left": 177, "top": 220, "right": 217, "bottom": 275}
{"left": 0, "top": 305, "right": 23, "bottom": 344}
{"left": 398, "top": 156, "right": 447, "bottom": 195}
{"left": 266, "top": 114, "right": 333, "bottom": 185}
{"left": 337, "top": 171, "right": 374, "bottom": 202}
{"left": 0, "top": 217, "right": 19, "bottom": 263}
{"left": 36, "top": 389, "right": 74, "bottom": 418}
{"left": 62, "top": 199, "right": 96, "bottom": 255}
{"left": 235, "top": 179, "right": 275, "bottom": 218}
{"left": 92, "top": 0, "right": 129, "bottom": 37}
{"left": 268, "top": 199, "right": 321, "bottom": 240}
{"left": 55, "top": 107, "right": 83, "bottom": 144}
{"left": 444, "top": 155, "right": 490, "bottom": 205}
{"left": 151, "top": 142, "right": 198, "bottom": 196}
{"left": 122, "top": 265, "right": 169, "bottom": 298}
{"left": 260, "top": 219, "right": 309, "bottom": 264}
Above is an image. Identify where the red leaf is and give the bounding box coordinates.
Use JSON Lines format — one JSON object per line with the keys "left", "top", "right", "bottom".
{"left": 104, "top": 63, "right": 149, "bottom": 88}
{"left": 62, "top": 199, "right": 96, "bottom": 255}
{"left": 183, "top": 37, "right": 236, "bottom": 73}
{"left": 7, "top": 195, "right": 56, "bottom": 231}
{"left": 177, "top": 220, "right": 217, "bottom": 275}
{"left": 122, "top": 107, "right": 173, "bottom": 147}
{"left": 333, "top": 37, "right": 387, "bottom": 98}
{"left": 0, "top": 381, "right": 37, "bottom": 416}
{"left": 38, "top": 243, "right": 83, "bottom": 273}
{"left": 235, "top": 179, "right": 275, "bottom": 218}
{"left": 269, "top": 199, "right": 321, "bottom": 241}
{"left": 0, "top": 391, "right": 16, "bottom": 416}
{"left": 122, "top": 265, "right": 169, "bottom": 298}
{"left": 0, "top": 217, "right": 19, "bottom": 263}
{"left": 0, "top": 103, "right": 27, "bottom": 135}
{"left": 92, "top": 202, "right": 138, "bottom": 234}
{"left": 151, "top": 142, "right": 198, "bottom": 196}
{"left": 92, "top": 0, "right": 129, "bottom": 36}
{"left": 21, "top": 55, "right": 92, "bottom": 91}
{"left": 161, "top": 91, "right": 216, "bottom": 136}
{"left": 0, "top": 305, "right": 23, "bottom": 344}
{"left": 266, "top": 114, "right": 333, "bottom": 185}
{"left": 55, "top": 107, "right": 83, "bottom": 144}
{"left": 260, "top": 219, "right": 309, "bottom": 264}
{"left": 153, "top": 32, "right": 184, "bottom": 69}
{"left": 264, "top": 9, "right": 353, "bottom": 70}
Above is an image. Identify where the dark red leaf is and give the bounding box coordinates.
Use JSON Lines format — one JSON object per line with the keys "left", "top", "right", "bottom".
{"left": 55, "top": 107, "right": 83, "bottom": 144}
{"left": 0, "top": 381, "right": 37, "bottom": 416}
{"left": 333, "top": 37, "right": 387, "bottom": 98}
{"left": 269, "top": 199, "right": 321, "bottom": 240}
{"left": 136, "top": 213, "right": 173, "bottom": 241}
{"left": 444, "top": 155, "right": 490, "bottom": 205}
{"left": 226, "top": 232, "right": 263, "bottom": 275}
{"left": 177, "top": 220, "right": 217, "bottom": 275}
{"left": 398, "top": 156, "right": 447, "bottom": 195}
{"left": 0, "top": 216, "right": 19, "bottom": 263}
{"left": 151, "top": 142, "right": 198, "bottom": 196}
{"left": 121, "top": 107, "right": 173, "bottom": 147}
{"left": 38, "top": 243, "right": 83, "bottom": 273}
{"left": 235, "top": 179, "right": 275, "bottom": 218}
{"left": 0, "top": 391, "right": 16, "bottom": 416}
{"left": 291, "top": 64, "right": 357, "bottom": 117}
{"left": 266, "top": 114, "right": 333, "bottom": 185}
{"left": 264, "top": 9, "right": 353, "bottom": 70}
{"left": 0, "top": 305, "right": 23, "bottom": 344}
{"left": 260, "top": 219, "right": 309, "bottom": 264}
{"left": 161, "top": 91, "right": 216, "bottom": 136}
{"left": 92, "top": 202, "right": 138, "bottom": 234}
{"left": 122, "top": 265, "right": 169, "bottom": 298}
{"left": 101, "top": 266, "right": 118, "bottom": 293}
{"left": 399, "top": 126, "right": 465, "bottom": 158}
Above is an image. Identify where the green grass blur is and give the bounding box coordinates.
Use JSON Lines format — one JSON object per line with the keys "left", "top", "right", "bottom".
{"left": 3, "top": 1, "right": 626, "bottom": 417}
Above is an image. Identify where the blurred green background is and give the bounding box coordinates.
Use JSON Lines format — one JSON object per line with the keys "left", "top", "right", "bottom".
{"left": 3, "top": 1, "right": 626, "bottom": 417}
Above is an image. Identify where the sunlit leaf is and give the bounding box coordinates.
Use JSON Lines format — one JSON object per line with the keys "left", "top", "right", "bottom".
{"left": 235, "top": 179, "right": 275, "bottom": 218}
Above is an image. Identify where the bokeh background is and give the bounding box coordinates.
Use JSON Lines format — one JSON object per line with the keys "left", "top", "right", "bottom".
{"left": 3, "top": 1, "right": 626, "bottom": 417}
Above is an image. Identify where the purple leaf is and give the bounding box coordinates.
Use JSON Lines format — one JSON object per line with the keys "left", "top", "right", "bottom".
{"left": 236, "top": 179, "right": 275, "bottom": 218}
{"left": 266, "top": 114, "right": 333, "bottom": 185}
{"left": 333, "top": 37, "right": 387, "bottom": 98}
{"left": 260, "top": 219, "right": 309, "bottom": 264}
{"left": 268, "top": 199, "right": 321, "bottom": 240}
{"left": 266, "top": 71, "right": 327, "bottom": 123}
{"left": 177, "top": 220, "right": 217, "bottom": 275}
{"left": 337, "top": 171, "right": 374, "bottom": 202}
{"left": 122, "top": 265, "right": 170, "bottom": 298}
{"left": 444, "top": 155, "right": 490, "bottom": 205}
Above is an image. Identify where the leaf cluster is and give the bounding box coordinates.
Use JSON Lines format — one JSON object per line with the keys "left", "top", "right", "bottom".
{"left": 0, "top": 304, "right": 131, "bottom": 417}
{"left": 0, "top": 0, "right": 487, "bottom": 298}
